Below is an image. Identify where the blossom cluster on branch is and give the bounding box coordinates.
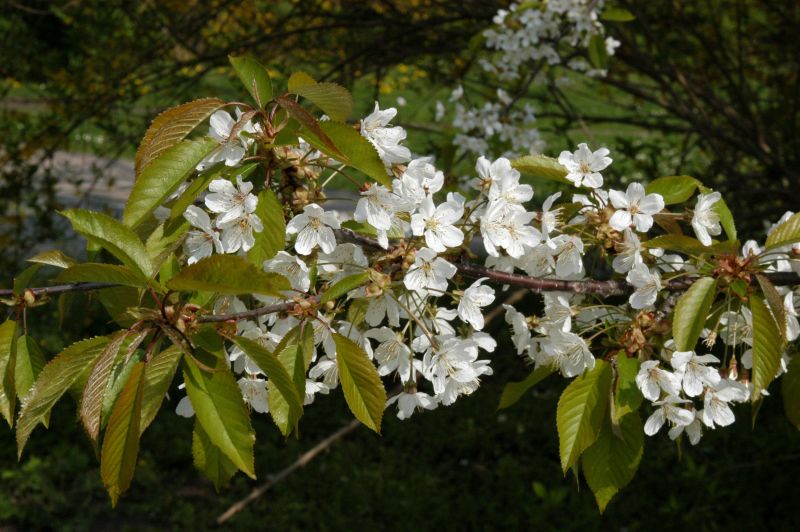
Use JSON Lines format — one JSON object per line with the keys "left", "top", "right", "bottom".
{"left": 2, "top": 50, "right": 799, "bottom": 511}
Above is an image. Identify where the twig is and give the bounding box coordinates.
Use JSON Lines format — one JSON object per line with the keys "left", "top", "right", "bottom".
{"left": 3, "top": 266, "right": 799, "bottom": 302}
{"left": 0, "top": 281, "right": 116, "bottom": 298}
{"left": 216, "top": 418, "right": 361, "bottom": 525}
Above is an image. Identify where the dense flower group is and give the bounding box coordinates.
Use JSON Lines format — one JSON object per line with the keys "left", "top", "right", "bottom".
{"left": 171, "top": 98, "right": 799, "bottom": 443}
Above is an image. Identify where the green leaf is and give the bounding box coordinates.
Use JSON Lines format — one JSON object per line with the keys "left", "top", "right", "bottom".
{"left": 582, "top": 413, "right": 644, "bottom": 512}
{"left": 247, "top": 190, "right": 285, "bottom": 267}
{"left": 643, "top": 235, "right": 738, "bottom": 255}
{"left": 556, "top": 360, "right": 613, "bottom": 474}
{"left": 765, "top": 212, "right": 800, "bottom": 251}
{"left": 588, "top": 33, "right": 609, "bottom": 70}
{"left": 229, "top": 54, "right": 273, "bottom": 107}
{"left": 267, "top": 324, "right": 314, "bottom": 436}
{"left": 334, "top": 332, "right": 386, "bottom": 433}
{"left": 167, "top": 254, "right": 289, "bottom": 297}
{"left": 193, "top": 421, "right": 238, "bottom": 491}
{"left": 302, "top": 121, "right": 390, "bottom": 186}
{"left": 289, "top": 74, "right": 353, "bottom": 121}
{"left": 140, "top": 345, "right": 182, "bottom": 434}
{"left": 62, "top": 209, "right": 154, "bottom": 279}
{"left": 183, "top": 356, "right": 256, "bottom": 478}
{"left": 15, "top": 335, "right": 46, "bottom": 400}
{"left": 80, "top": 331, "right": 132, "bottom": 444}
{"left": 56, "top": 263, "right": 151, "bottom": 289}
{"left": 672, "top": 277, "right": 717, "bottom": 351}
{"left": 321, "top": 271, "right": 370, "bottom": 305}
{"left": 233, "top": 335, "right": 304, "bottom": 436}
{"left": 276, "top": 95, "right": 344, "bottom": 159}
{"left": 0, "top": 320, "right": 18, "bottom": 427}
{"left": 17, "top": 336, "right": 110, "bottom": 457}
{"left": 12, "top": 264, "right": 42, "bottom": 296}
{"left": 645, "top": 176, "right": 701, "bottom": 205}
{"left": 713, "top": 196, "right": 737, "bottom": 241}
{"left": 27, "top": 250, "right": 76, "bottom": 269}
{"left": 511, "top": 154, "right": 570, "bottom": 184}
{"left": 100, "top": 361, "right": 145, "bottom": 507}
{"left": 123, "top": 137, "right": 219, "bottom": 229}
{"left": 135, "top": 98, "right": 226, "bottom": 175}
{"left": 756, "top": 274, "right": 787, "bottom": 342}
{"left": 781, "top": 355, "right": 800, "bottom": 430}
{"left": 498, "top": 365, "right": 555, "bottom": 410}
{"left": 101, "top": 350, "right": 143, "bottom": 431}
{"left": 750, "top": 294, "right": 784, "bottom": 399}
{"left": 145, "top": 217, "right": 190, "bottom": 270}
{"left": 97, "top": 287, "right": 142, "bottom": 328}
{"left": 601, "top": 7, "right": 636, "bottom": 22}
{"left": 287, "top": 71, "right": 316, "bottom": 91}
{"left": 613, "top": 355, "right": 642, "bottom": 424}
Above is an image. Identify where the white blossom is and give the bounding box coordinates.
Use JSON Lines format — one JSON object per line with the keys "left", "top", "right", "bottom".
{"left": 387, "top": 391, "right": 438, "bottom": 420}
{"left": 285, "top": 203, "right": 340, "bottom": 255}
{"left": 205, "top": 176, "right": 258, "bottom": 225}
{"left": 183, "top": 205, "right": 223, "bottom": 264}
{"left": 457, "top": 278, "right": 496, "bottom": 330}
{"left": 671, "top": 350, "right": 721, "bottom": 397}
{"left": 238, "top": 376, "right": 269, "bottom": 413}
{"left": 404, "top": 248, "right": 457, "bottom": 296}
{"left": 636, "top": 360, "right": 681, "bottom": 401}
{"left": 410, "top": 196, "right": 465, "bottom": 252}
{"left": 608, "top": 183, "right": 664, "bottom": 232}
{"left": 558, "top": 143, "right": 612, "bottom": 189}
{"left": 626, "top": 264, "right": 661, "bottom": 309}
{"left": 360, "top": 102, "right": 411, "bottom": 167}
{"left": 691, "top": 192, "right": 722, "bottom": 246}
{"left": 644, "top": 395, "right": 695, "bottom": 436}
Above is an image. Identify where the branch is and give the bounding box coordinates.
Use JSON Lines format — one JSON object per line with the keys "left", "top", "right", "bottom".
{"left": 3, "top": 258, "right": 799, "bottom": 307}
{"left": 0, "top": 282, "right": 116, "bottom": 298}
{"left": 196, "top": 297, "right": 320, "bottom": 323}
{"left": 215, "top": 418, "right": 361, "bottom": 525}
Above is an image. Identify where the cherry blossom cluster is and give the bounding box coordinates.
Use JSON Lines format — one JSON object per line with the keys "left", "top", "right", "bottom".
{"left": 171, "top": 100, "right": 799, "bottom": 440}
{"left": 436, "top": 1, "right": 619, "bottom": 158}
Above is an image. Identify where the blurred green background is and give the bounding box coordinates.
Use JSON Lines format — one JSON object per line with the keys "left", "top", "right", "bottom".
{"left": 1, "top": 1, "right": 799, "bottom": 529}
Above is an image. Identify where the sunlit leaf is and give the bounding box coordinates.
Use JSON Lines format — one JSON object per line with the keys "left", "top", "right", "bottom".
{"left": 0, "top": 320, "right": 18, "bottom": 427}
{"left": 334, "top": 332, "right": 386, "bottom": 433}
{"left": 56, "top": 263, "right": 151, "bottom": 289}
{"left": 14, "top": 334, "right": 46, "bottom": 400}
{"left": 139, "top": 345, "right": 182, "bottom": 434}
{"left": 192, "top": 421, "right": 238, "bottom": 491}
{"left": 583, "top": 413, "right": 644, "bottom": 512}
{"left": 100, "top": 361, "right": 145, "bottom": 507}
{"left": 167, "top": 254, "right": 289, "bottom": 297}
{"left": 511, "top": 154, "right": 570, "bottom": 184}
{"left": 557, "top": 360, "right": 612, "bottom": 474}
{"left": 123, "top": 137, "right": 219, "bottom": 229}
{"left": 62, "top": 209, "right": 154, "bottom": 279}
{"left": 229, "top": 54, "right": 272, "bottom": 107}
{"left": 135, "top": 98, "right": 226, "bottom": 175}
{"left": 183, "top": 356, "right": 256, "bottom": 478}
{"left": 233, "top": 335, "right": 304, "bottom": 436}
{"left": 645, "top": 175, "right": 701, "bottom": 205}
{"left": 612, "top": 354, "right": 642, "bottom": 424}
{"left": 672, "top": 277, "right": 717, "bottom": 352}
{"left": 17, "top": 336, "right": 110, "bottom": 457}
{"left": 321, "top": 271, "right": 370, "bottom": 305}
{"left": 765, "top": 212, "right": 800, "bottom": 251}
{"left": 750, "top": 294, "right": 784, "bottom": 399}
